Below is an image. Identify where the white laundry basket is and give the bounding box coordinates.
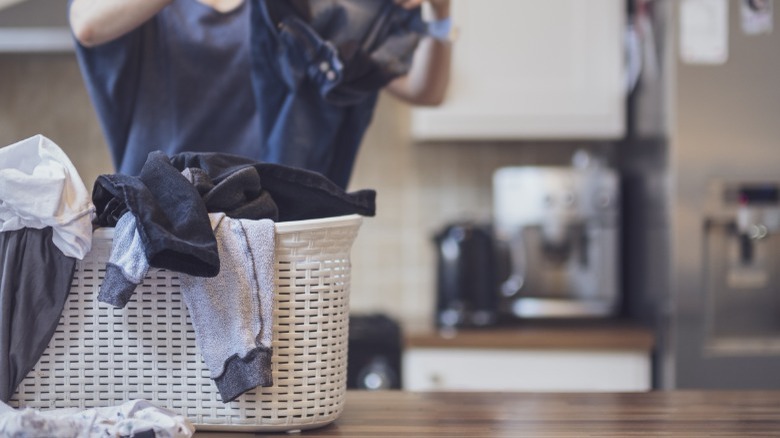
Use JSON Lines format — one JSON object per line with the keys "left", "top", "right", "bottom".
{"left": 10, "top": 214, "right": 363, "bottom": 432}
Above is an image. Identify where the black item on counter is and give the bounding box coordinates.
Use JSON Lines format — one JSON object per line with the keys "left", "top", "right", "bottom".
{"left": 434, "top": 222, "right": 499, "bottom": 328}
{"left": 347, "top": 314, "right": 402, "bottom": 390}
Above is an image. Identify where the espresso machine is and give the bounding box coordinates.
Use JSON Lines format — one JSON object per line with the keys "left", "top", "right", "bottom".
{"left": 492, "top": 161, "right": 620, "bottom": 319}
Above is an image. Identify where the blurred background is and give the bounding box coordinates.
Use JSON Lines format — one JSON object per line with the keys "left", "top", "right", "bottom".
{"left": 2, "top": 0, "right": 780, "bottom": 392}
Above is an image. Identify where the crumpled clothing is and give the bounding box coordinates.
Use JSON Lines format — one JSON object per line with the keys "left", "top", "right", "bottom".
{"left": 92, "top": 151, "right": 220, "bottom": 278}
{"left": 169, "top": 152, "right": 376, "bottom": 222}
{"left": 92, "top": 151, "right": 373, "bottom": 272}
{"left": 181, "top": 166, "right": 279, "bottom": 221}
{"left": 0, "top": 399, "right": 194, "bottom": 438}
{"left": 0, "top": 134, "right": 94, "bottom": 260}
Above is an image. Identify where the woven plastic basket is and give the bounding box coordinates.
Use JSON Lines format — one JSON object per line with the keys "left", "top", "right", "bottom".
{"left": 10, "top": 214, "right": 362, "bottom": 432}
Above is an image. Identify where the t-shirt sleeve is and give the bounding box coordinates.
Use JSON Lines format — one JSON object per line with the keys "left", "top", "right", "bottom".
{"left": 68, "top": 0, "right": 147, "bottom": 171}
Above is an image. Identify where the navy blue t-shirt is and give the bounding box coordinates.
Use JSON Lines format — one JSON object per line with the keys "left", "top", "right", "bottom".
{"left": 71, "top": 0, "right": 261, "bottom": 177}
{"left": 72, "top": 0, "right": 424, "bottom": 188}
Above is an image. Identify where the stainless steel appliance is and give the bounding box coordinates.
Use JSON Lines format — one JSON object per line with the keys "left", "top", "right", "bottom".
{"left": 621, "top": 0, "right": 780, "bottom": 388}
{"left": 492, "top": 163, "right": 620, "bottom": 318}
{"left": 703, "top": 183, "right": 780, "bottom": 358}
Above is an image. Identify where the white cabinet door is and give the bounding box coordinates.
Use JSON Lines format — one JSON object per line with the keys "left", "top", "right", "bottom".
{"left": 403, "top": 348, "right": 651, "bottom": 392}
{"left": 411, "top": 0, "right": 626, "bottom": 140}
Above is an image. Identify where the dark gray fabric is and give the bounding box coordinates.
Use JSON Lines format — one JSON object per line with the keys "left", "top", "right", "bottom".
{"left": 99, "top": 263, "right": 139, "bottom": 308}
{"left": 0, "top": 227, "right": 76, "bottom": 402}
{"left": 169, "top": 152, "right": 376, "bottom": 221}
{"left": 214, "top": 347, "right": 272, "bottom": 403}
{"left": 182, "top": 166, "right": 279, "bottom": 221}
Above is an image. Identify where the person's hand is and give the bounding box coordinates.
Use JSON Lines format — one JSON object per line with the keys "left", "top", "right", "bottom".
{"left": 394, "top": 0, "right": 450, "bottom": 19}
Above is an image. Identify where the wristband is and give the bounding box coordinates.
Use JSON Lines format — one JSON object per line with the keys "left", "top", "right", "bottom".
{"left": 426, "top": 17, "right": 458, "bottom": 43}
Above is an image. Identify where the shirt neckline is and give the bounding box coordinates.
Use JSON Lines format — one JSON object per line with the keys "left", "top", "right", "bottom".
{"left": 191, "top": 0, "right": 246, "bottom": 16}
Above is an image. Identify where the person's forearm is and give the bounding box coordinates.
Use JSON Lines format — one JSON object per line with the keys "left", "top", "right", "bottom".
{"left": 388, "top": 37, "right": 451, "bottom": 106}
{"left": 386, "top": 1, "right": 452, "bottom": 106}
{"left": 69, "top": 0, "right": 173, "bottom": 47}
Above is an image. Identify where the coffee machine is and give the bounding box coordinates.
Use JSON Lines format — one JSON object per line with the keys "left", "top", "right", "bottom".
{"left": 492, "top": 160, "right": 620, "bottom": 319}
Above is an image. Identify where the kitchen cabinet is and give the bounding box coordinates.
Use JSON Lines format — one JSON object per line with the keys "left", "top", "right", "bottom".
{"left": 404, "top": 348, "right": 649, "bottom": 392}
{"left": 403, "top": 326, "right": 653, "bottom": 392}
{"left": 411, "top": 0, "right": 626, "bottom": 140}
{"left": 0, "top": 0, "right": 73, "bottom": 52}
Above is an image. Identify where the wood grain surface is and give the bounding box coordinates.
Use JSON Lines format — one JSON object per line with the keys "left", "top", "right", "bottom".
{"left": 405, "top": 322, "right": 655, "bottom": 351}
{"left": 195, "top": 390, "right": 780, "bottom": 437}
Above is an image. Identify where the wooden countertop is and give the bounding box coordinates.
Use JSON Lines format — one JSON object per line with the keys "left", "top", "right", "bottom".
{"left": 196, "top": 390, "right": 780, "bottom": 437}
{"left": 405, "top": 320, "right": 655, "bottom": 351}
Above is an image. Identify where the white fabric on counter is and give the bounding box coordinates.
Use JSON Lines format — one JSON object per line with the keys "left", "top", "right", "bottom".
{"left": 0, "top": 399, "right": 194, "bottom": 438}
{"left": 0, "top": 134, "right": 95, "bottom": 259}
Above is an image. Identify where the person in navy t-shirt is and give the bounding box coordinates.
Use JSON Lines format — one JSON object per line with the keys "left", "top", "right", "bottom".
{"left": 68, "top": 0, "right": 452, "bottom": 188}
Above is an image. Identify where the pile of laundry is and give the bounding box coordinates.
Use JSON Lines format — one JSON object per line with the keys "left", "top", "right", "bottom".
{"left": 92, "top": 149, "right": 375, "bottom": 402}
{"left": 0, "top": 135, "right": 95, "bottom": 403}
{"left": 0, "top": 135, "right": 375, "bottom": 432}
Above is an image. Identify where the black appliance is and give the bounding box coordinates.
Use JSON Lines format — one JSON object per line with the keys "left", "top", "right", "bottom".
{"left": 433, "top": 222, "right": 498, "bottom": 328}
{"left": 347, "top": 314, "right": 402, "bottom": 390}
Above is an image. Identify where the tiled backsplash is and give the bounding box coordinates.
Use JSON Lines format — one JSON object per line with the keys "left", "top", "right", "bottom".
{"left": 0, "top": 55, "right": 608, "bottom": 327}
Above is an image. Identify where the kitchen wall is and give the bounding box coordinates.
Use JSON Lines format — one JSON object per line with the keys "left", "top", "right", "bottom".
{"left": 0, "top": 54, "right": 111, "bottom": 185}
{"left": 0, "top": 53, "right": 612, "bottom": 327}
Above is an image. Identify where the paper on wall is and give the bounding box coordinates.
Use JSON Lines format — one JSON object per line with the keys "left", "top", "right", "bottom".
{"left": 680, "top": 0, "right": 729, "bottom": 64}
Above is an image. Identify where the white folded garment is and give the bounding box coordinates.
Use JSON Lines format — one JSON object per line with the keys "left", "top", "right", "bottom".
{"left": 0, "top": 134, "right": 95, "bottom": 259}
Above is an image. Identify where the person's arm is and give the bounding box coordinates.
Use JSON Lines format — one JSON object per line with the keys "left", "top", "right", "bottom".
{"left": 385, "top": 0, "right": 452, "bottom": 106}
{"left": 69, "top": 0, "right": 173, "bottom": 47}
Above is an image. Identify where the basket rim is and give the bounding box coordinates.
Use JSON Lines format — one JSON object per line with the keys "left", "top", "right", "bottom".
{"left": 274, "top": 213, "right": 363, "bottom": 234}
{"left": 92, "top": 214, "right": 363, "bottom": 239}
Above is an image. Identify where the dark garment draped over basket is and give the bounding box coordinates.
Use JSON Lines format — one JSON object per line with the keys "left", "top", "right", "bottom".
{"left": 0, "top": 228, "right": 75, "bottom": 402}
{"left": 92, "top": 151, "right": 376, "bottom": 279}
